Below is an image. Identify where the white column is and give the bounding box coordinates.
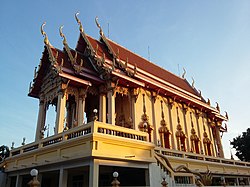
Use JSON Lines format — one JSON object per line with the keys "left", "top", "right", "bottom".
{"left": 78, "top": 90, "right": 86, "bottom": 126}
{"left": 15, "top": 174, "right": 22, "bottom": 187}
{"left": 89, "top": 159, "right": 99, "bottom": 187}
{"left": 35, "top": 99, "right": 45, "bottom": 141}
{"left": 107, "top": 90, "right": 115, "bottom": 125}
{"left": 59, "top": 168, "right": 68, "bottom": 187}
{"left": 99, "top": 94, "right": 106, "bottom": 123}
{"left": 55, "top": 91, "right": 66, "bottom": 134}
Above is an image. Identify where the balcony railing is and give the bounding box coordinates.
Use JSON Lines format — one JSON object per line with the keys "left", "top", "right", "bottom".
{"left": 155, "top": 147, "right": 250, "bottom": 168}
{"left": 10, "top": 121, "right": 148, "bottom": 157}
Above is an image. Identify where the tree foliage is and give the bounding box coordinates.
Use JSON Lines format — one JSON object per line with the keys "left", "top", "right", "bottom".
{"left": 230, "top": 128, "right": 250, "bottom": 162}
{"left": 0, "top": 145, "right": 10, "bottom": 163}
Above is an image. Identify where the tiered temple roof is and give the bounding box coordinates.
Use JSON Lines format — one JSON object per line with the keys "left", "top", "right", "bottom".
{"left": 29, "top": 15, "right": 227, "bottom": 123}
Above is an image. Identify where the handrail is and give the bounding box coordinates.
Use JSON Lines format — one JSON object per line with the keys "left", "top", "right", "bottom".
{"left": 9, "top": 121, "right": 148, "bottom": 157}
{"left": 155, "top": 147, "right": 250, "bottom": 168}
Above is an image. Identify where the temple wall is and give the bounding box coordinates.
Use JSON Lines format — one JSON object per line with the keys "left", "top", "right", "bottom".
{"left": 131, "top": 88, "right": 218, "bottom": 156}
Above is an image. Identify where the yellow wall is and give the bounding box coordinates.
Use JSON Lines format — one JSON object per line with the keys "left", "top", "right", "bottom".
{"left": 133, "top": 89, "right": 218, "bottom": 157}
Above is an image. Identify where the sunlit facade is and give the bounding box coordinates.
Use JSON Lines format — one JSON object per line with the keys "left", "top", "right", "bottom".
{"left": 1, "top": 15, "right": 250, "bottom": 186}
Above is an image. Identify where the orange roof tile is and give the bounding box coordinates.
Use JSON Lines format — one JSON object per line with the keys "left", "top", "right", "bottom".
{"left": 106, "top": 38, "right": 198, "bottom": 96}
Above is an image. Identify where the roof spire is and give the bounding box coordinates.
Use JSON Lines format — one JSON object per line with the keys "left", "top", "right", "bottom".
{"left": 75, "top": 12, "right": 84, "bottom": 33}
{"left": 59, "top": 25, "right": 67, "bottom": 45}
{"left": 182, "top": 68, "right": 186, "bottom": 79}
{"left": 40, "top": 22, "right": 49, "bottom": 45}
{"left": 216, "top": 102, "right": 220, "bottom": 112}
{"left": 225, "top": 111, "right": 229, "bottom": 120}
{"left": 191, "top": 77, "right": 195, "bottom": 88}
{"left": 95, "top": 16, "right": 104, "bottom": 36}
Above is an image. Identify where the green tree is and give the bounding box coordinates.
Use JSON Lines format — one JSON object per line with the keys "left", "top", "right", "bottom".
{"left": 230, "top": 128, "right": 250, "bottom": 162}
{"left": 0, "top": 145, "right": 10, "bottom": 163}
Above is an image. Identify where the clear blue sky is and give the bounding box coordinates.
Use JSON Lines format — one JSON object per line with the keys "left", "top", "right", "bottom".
{"left": 1, "top": 1, "right": 250, "bottom": 159}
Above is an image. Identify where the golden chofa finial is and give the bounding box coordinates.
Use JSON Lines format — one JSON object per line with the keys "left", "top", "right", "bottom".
{"left": 75, "top": 11, "right": 84, "bottom": 32}
{"left": 95, "top": 16, "right": 104, "bottom": 36}
{"left": 59, "top": 25, "right": 67, "bottom": 45}
{"left": 41, "top": 22, "right": 49, "bottom": 45}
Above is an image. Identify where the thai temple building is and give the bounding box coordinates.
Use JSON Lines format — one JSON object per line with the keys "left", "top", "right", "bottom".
{"left": 1, "top": 13, "right": 250, "bottom": 187}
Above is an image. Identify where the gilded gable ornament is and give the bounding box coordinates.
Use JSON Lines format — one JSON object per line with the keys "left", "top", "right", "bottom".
{"left": 41, "top": 22, "right": 49, "bottom": 45}
{"left": 75, "top": 12, "right": 84, "bottom": 33}
{"left": 95, "top": 17, "right": 104, "bottom": 36}
{"left": 59, "top": 25, "right": 67, "bottom": 45}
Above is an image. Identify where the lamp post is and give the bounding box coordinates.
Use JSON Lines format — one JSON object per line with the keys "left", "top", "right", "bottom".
{"left": 28, "top": 169, "right": 40, "bottom": 187}
{"left": 93, "top": 109, "right": 98, "bottom": 121}
{"left": 111, "top": 171, "right": 120, "bottom": 187}
{"left": 161, "top": 171, "right": 168, "bottom": 187}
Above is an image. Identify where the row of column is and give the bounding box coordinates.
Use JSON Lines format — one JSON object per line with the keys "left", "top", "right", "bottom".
{"left": 148, "top": 94, "right": 224, "bottom": 157}
{"left": 35, "top": 83, "right": 118, "bottom": 141}
{"left": 35, "top": 86, "right": 87, "bottom": 141}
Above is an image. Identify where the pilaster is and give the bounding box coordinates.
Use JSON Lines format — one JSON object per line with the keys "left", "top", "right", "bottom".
{"left": 195, "top": 110, "right": 203, "bottom": 154}
{"left": 166, "top": 99, "right": 176, "bottom": 150}
{"left": 151, "top": 92, "right": 157, "bottom": 144}
{"left": 107, "top": 82, "right": 116, "bottom": 125}
{"left": 99, "top": 94, "right": 107, "bottom": 123}
{"left": 131, "top": 88, "right": 139, "bottom": 130}
{"left": 182, "top": 105, "right": 190, "bottom": 152}
{"left": 78, "top": 89, "right": 87, "bottom": 126}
